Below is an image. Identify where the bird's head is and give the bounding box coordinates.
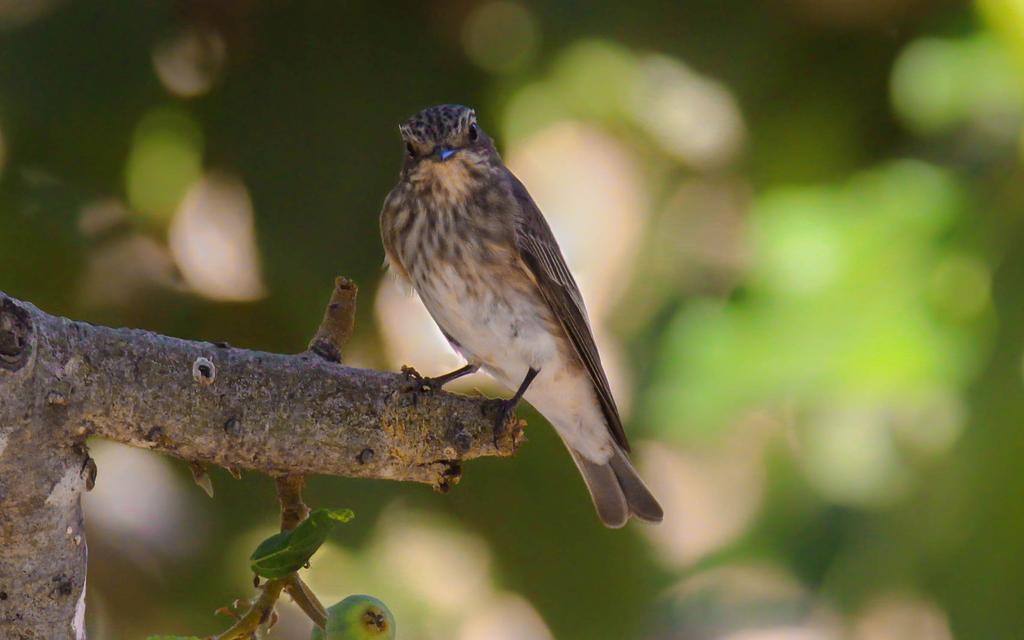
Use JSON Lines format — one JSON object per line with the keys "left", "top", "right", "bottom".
{"left": 397, "top": 104, "right": 498, "bottom": 185}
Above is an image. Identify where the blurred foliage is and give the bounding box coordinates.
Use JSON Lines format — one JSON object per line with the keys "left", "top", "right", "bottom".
{"left": 2, "top": 1, "right": 1024, "bottom": 639}
{"left": 649, "top": 161, "right": 980, "bottom": 433}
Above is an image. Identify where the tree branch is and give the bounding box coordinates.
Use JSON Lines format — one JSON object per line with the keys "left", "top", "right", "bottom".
{"left": 0, "top": 282, "right": 524, "bottom": 639}
{"left": 5, "top": 290, "right": 521, "bottom": 487}
{"left": 307, "top": 276, "right": 358, "bottom": 364}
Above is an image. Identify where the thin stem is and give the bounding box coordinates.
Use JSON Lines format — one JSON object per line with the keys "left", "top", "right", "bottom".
{"left": 213, "top": 579, "right": 286, "bottom": 640}
{"left": 285, "top": 574, "right": 328, "bottom": 629}
{"left": 275, "top": 475, "right": 310, "bottom": 532}
{"left": 307, "top": 276, "right": 358, "bottom": 363}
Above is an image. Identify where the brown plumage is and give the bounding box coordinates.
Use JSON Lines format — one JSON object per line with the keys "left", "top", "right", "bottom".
{"left": 380, "top": 104, "right": 662, "bottom": 527}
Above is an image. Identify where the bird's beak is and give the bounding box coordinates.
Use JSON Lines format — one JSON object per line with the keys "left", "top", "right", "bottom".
{"left": 438, "top": 146, "right": 456, "bottom": 161}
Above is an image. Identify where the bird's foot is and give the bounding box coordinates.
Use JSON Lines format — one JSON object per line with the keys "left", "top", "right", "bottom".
{"left": 401, "top": 366, "right": 440, "bottom": 407}
{"left": 485, "top": 398, "right": 517, "bottom": 449}
{"left": 401, "top": 365, "right": 444, "bottom": 394}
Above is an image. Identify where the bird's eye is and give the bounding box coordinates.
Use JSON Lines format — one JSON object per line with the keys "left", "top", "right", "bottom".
{"left": 468, "top": 123, "right": 479, "bottom": 142}
{"left": 406, "top": 142, "right": 416, "bottom": 158}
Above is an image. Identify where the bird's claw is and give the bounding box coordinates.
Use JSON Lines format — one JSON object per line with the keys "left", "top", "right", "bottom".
{"left": 486, "top": 398, "right": 516, "bottom": 448}
{"left": 401, "top": 365, "right": 442, "bottom": 396}
{"left": 401, "top": 364, "right": 423, "bottom": 383}
{"left": 399, "top": 364, "right": 440, "bottom": 389}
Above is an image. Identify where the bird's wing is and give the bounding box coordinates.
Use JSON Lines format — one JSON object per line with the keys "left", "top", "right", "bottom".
{"left": 379, "top": 184, "right": 415, "bottom": 285}
{"left": 505, "top": 171, "right": 630, "bottom": 452}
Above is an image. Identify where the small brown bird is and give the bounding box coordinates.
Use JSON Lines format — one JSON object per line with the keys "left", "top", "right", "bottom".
{"left": 379, "top": 104, "right": 662, "bottom": 527}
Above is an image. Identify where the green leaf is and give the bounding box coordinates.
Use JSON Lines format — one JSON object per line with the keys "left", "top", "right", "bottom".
{"left": 249, "top": 508, "right": 354, "bottom": 578}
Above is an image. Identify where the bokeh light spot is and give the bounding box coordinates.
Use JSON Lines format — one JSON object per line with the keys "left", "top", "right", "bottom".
{"left": 461, "top": 2, "right": 538, "bottom": 74}
{"left": 853, "top": 593, "right": 953, "bottom": 640}
{"left": 892, "top": 38, "right": 969, "bottom": 133}
{"left": 152, "top": 26, "right": 226, "bottom": 98}
{"left": 891, "top": 34, "right": 1023, "bottom": 135}
{"left": 458, "top": 594, "right": 553, "bottom": 640}
{"left": 630, "top": 55, "right": 745, "bottom": 169}
{"left": 83, "top": 441, "right": 201, "bottom": 564}
{"left": 78, "top": 231, "right": 180, "bottom": 309}
{"left": 754, "top": 197, "right": 843, "bottom": 295}
{"left": 125, "top": 108, "right": 204, "bottom": 222}
{"left": 800, "top": 406, "right": 910, "bottom": 507}
{"left": 501, "top": 81, "right": 569, "bottom": 143}
{"left": 889, "top": 389, "right": 965, "bottom": 457}
{"left": 663, "top": 563, "right": 843, "bottom": 639}
{"left": 640, "top": 439, "right": 765, "bottom": 567}
{"left": 168, "top": 172, "right": 267, "bottom": 302}
{"left": 372, "top": 507, "right": 493, "bottom": 614}
{"left": 551, "top": 40, "right": 637, "bottom": 121}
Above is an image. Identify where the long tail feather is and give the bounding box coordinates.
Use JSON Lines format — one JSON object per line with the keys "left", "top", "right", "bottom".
{"left": 570, "top": 449, "right": 629, "bottom": 528}
{"left": 570, "top": 446, "right": 663, "bottom": 527}
{"left": 608, "top": 446, "right": 663, "bottom": 523}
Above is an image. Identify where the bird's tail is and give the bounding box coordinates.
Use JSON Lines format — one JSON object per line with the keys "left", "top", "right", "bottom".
{"left": 569, "top": 445, "right": 663, "bottom": 528}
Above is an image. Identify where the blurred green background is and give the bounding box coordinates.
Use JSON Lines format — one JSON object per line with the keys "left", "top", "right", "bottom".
{"left": 1, "top": 1, "right": 1022, "bottom": 638}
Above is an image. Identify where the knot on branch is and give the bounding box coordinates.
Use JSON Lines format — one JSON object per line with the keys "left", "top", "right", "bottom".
{"left": 192, "top": 356, "right": 217, "bottom": 385}
{"left": 0, "top": 296, "right": 32, "bottom": 372}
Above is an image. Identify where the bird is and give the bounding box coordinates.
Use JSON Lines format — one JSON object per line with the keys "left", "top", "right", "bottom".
{"left": 379, "top": 104, "right": 662, "bottom": 528}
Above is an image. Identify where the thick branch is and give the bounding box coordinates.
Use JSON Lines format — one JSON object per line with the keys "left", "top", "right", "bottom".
{"left": 1, "top": 290, "right": 521, "bottom": 489}
{"left": 0, "top": 297, "right": 89, "bottom": 639}
{"left": 0, "top": 285, "right": 523, "bottom": 639}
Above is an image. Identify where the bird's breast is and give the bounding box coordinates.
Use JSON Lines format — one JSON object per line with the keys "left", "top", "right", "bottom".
{"left": 382, "top": 165, "right": 564, "bottom": 374}
{"left": 392, "top": 174, "right": 512, "bottom": 277}
{"left": 415, "top": 258, "right": 562, "bottom": 377}
{"left": 412, "top": 159, "right": 479, "bottom": 206}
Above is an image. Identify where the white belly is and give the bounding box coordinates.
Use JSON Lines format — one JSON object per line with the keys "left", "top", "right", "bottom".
{"left": 416, "top": 264, "right": 558, "bottom": 376}
{"left": 415, "top": 264, "right": 614, "bottom": 463}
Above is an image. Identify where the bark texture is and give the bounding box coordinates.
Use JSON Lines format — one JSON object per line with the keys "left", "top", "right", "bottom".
{"left": 0, "top": 289, "right": 521, "bottom": 639}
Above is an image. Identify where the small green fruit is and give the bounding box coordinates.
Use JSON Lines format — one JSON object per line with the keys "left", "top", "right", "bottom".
{"left": 310, "top": 595, "right": 396, "bottom": 640}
